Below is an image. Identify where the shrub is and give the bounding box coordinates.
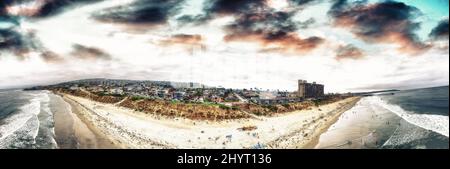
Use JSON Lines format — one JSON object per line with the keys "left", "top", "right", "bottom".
{"left": 313, "top": 99, "right": 322, "bottom": 107}
{"left": 110, "top": 93, "right": 125, "bottom": 98}
{"left": 231, "top": 106, "right": 240, "bottom": 111}
{"left": 263, "top": 105, "right": 277, "bottom": 112}
{"left": 219, "top": 104, "right": 231, "bottom": 110}
{"left": 131, "top": 96, "right": 146, "bottom": 101}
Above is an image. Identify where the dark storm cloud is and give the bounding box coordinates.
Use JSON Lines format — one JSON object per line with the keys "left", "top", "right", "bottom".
{"left": 1, "top": 1, "right": 19, "bottom": 22}
{"left": 35, "top": 0, "right": 103, "bottom": 17}
{"left": 160, "top": 34, "right": 203, "bottom": 46}
{"left": 0, "top": 1, "right": 11, "bottom": 16}
{"left": 297, "top": 18, "right": 315, "bottom": 29}
{"left": 92, "top": 0, "right": 184, "bottom": 25}
{"left": 223, "top": 10, "right": 323, "bottom": 54}
{"left": 2, "top": 0, "right": 102, "bottom": 18}
{"left": 40, "top": 50, "right": 64, "bottom": 63}
{"left": 328, "top": 0, "right": 430, "bottom": 55}
{"left": 429, "top": 19, "right": 449, "bottom": 40}
{"left": 176, "top": 0, "right": 266, "bottom": 26}
{"left": 0, "top": 26, "right": 33, "bottom": 59}
{"left": 289, "top": 0, "right": 320, "bottom": 6}
{"left": 0, "top": 0, "right": 19, "bottom": 14}
{"left": 204, "top": 0, "right": 319, "bottom": 15}
{"left": 159, "top": 34, "right": 206, "bottom": 54}
{"left": 177, "top": 0, "right": 319, "bottom": 26}
{"left": 335, "top": 44, "right": 364, "bottom": 60}
{"left": 226, "top": 11, "right": 297, "bottom": 36}
{"left": 206, "top": 0, "right": 266, "bottom": 15}
{"left": 176, "top": 14, "right": 210, "bottom": 26}
{"left": 0, "top": 29, "right": 22, "bottom": 50}
{"left": 0, "top": 26, "right": 64, "bottom": 62}
{"left": 184, "top": 0, "right": 324, "bottom": 54}
{"left": 71, "top": 44, "right": 111, "bottom": 60}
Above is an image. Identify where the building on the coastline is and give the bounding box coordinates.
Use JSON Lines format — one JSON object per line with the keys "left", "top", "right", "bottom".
{"left": 44, "top": 78, "right": 329, "bottom": 106}
{"left": 297, "top": 80, "right": 324, "bottom": 98}
{"left": 109, "top": 88, "right": 124, "bottom": 95}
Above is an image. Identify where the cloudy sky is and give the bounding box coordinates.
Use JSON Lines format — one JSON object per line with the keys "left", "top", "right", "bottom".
{"left": 0, "top": 0, "right": 448, "bottom": 92}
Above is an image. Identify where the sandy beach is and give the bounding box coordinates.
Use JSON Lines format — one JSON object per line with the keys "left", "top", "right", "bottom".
{"left": 50, "top": 93, "right": 119, "bottom": 148}
{"left": 57, "top": 93, "right": 360, "bottom": 149}
{"left": 314, "top": 96, "right": 408, "bottom": 149}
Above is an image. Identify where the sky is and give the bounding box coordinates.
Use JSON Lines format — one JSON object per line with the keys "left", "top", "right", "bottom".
{"left": 0, "top": 0, "right": 448, "bottom": 93}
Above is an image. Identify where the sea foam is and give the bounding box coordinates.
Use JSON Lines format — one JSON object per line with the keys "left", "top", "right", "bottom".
{"left": 0, "top": 98, "right": 40, "bottom": 141}
{"left": 0, "top": 91, "right": 53, "bottom": 148}
{"left": 368, "top": 96, "right": 449, "bottom": 137}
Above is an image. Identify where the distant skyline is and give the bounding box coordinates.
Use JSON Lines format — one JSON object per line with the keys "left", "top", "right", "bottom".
{"left": 0, "top": 0, "right": 448, "bottom": 92}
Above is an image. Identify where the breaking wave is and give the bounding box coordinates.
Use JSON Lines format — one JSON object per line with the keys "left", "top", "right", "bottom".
{"left": 368, "top": 96, "right": 449, "bottom": 137}
{"left": 0, "top": 91, "right": 56, "bottom": 148}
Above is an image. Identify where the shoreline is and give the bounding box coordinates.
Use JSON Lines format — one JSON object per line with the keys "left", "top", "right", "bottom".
{"left": 266, "top": 97, "right": 361, "bottom": 148}
{"left": 60, "top": 93, "right": 169, "bottom": 148}
{"left": 55, "top": 93, "right": 123, "bottom": 148}
{"left": 300, "top": 98, "right": 361, "bottom": 148}
{"left": 55, "top": 91, "right": 361, "bottom": 149}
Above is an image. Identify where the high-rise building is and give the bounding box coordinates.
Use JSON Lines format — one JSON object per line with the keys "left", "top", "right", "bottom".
{"left": 297, "top": 80, "right": 324, "bottom": 98}
{"left": 298, "top": 80, "right": 307, "bottom": 98}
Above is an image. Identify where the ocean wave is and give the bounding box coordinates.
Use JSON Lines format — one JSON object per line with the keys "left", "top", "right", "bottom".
{"left": 0, "top": 98, "right": 40, "bottom": 143}
{"left": 368, "top": 96, "right": 449, "bottom": 137}
{"left": 381, "top": 120, "right": 438, "bottom": 148}
{"left": 0, "top": 91, "right": 53, "bottom": 148}
{"left": 0, "top": 116, "right": 40, "bottom": 148}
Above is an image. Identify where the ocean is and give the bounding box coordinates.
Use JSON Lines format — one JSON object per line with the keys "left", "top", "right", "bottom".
{"left": 0, "top": 90, "right": 57, "bottom": 149}
{"left": 0, "top": 89, "right": 105, "bottom": 149}
{"left": 315, "top": 86, "right": 449, "bottom": 149}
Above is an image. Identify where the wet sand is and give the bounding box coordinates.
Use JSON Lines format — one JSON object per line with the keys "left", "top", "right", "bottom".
{"left": 50, "top": 93, "right": 118, "bottom": 149}
{"left": 301, "top": 105, "right": 353, "bottom": 149}
{"left": 313, "top": 97, "right": 401, "bottom": 149}
{"left": 270, "top": 97, "right": 361, "bottom": 148}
